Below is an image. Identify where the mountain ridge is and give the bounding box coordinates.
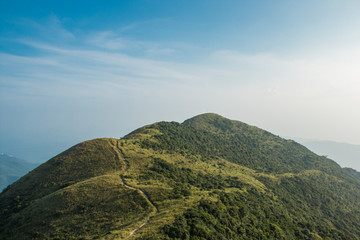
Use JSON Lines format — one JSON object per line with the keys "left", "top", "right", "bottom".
{"left": 1, "top": 113, "right": 359, "bottom": 239}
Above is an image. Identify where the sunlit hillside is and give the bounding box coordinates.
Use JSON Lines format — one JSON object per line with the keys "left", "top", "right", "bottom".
{"left": 1, "top": 114, "right": 359, "bottom": 239}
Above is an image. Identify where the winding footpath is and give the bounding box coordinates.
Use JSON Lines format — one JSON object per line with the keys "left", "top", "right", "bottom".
{"left": 114, "top": 143, "right": 158, "bottom": 240}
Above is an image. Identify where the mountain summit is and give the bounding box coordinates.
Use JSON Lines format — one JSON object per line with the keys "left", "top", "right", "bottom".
{"left": 1, "top": 114, "right": 360, "bottom": 239}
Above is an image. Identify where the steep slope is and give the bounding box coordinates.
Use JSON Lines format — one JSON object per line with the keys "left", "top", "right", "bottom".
{"left": 1, "top": 113, "right": 360, "bottom": 240}
{"left": 0, "top": 154, "right": 37, "bottom": 191}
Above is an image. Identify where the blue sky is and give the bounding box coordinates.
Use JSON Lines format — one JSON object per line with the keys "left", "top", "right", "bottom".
{"left": 1, "top": 1, "right": 360, "bottom": 168}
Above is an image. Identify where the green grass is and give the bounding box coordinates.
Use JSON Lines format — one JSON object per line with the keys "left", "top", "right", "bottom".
{"left": 0, "top": 138, "right": 124, "bottom": 217}
{"left": 2, "top": 175, "right": 152, "bottom": 239}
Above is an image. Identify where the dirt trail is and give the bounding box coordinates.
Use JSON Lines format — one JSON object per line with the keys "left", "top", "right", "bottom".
{"left": 113, "top": 143, "right": 158, "bottom": 240}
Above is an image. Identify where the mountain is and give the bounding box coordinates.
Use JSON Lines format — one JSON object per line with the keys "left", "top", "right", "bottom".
{"left": 295, "top": 140, "right": 360, "bottom": 171}
{"left": 1, "top": 113, "right": 360, "bottom": 239}
{"left": 0, "top": 153, "right": 37, "bottom": 191}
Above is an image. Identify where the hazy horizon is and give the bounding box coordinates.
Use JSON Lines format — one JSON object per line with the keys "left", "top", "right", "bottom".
{"left": 1, "top": 1, "right": 360, "bottom": 169}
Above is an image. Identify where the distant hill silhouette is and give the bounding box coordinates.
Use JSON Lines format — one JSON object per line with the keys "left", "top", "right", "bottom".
{"left": 296, "top": 139, "right": 360, "bottom": 171}
{"left": 0, "top": 153, "right": 37, "bottom": 191}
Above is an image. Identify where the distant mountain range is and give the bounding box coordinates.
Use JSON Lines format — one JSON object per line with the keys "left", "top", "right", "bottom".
{"left": 0, "top": 154, "right": 38, "bottom": 191}
{"left": 1, "top": 113, "right": 360, "bottom": 239}
{"left": 295, "top": 139, "right": 360, "bottom": 171}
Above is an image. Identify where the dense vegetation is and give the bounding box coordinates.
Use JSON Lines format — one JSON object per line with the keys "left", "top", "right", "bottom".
{"left": 158, "top": 185, "right": 359, "bottom": 240}
{"left": 160, "top": 190, "right": 328, "bottom": 240}
{"left": 139, "top": 115, "right": 341, "bottom": 176}
{"left": 147, "top": 158, "right": 245, "bottom": 191}
{"left": 1, "top": 113, "right": 359, "bottom": 239}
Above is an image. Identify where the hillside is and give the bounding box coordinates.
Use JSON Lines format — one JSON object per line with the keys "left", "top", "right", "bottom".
{"left": 1, "top": 113, "right": 360, "bottom": 239}
{"left": 0, "top": 154, "right": 37, "bottom": 191}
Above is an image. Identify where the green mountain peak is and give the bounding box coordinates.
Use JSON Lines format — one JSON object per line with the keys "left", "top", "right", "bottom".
{"left": 1, "top": 114, "right": 360, "bottom": 240}
{"left": 183, "top": 112, "right": 235, "bottom": 132}
{"left": 183, "top": 112, "right": 226, "bottom": 123}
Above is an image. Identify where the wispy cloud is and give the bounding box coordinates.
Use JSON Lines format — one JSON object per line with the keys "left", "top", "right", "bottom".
{"left": 1, "top": 40, "right": 200, "bottom": 98}
{"left": 86, "top": 31, "right": 139, "bottom": 50}
{"left": 12, "top": 15, "right": 75, "bottom": 42}
{"left": 2, "top": 36, "right": 360, "bottom": 100}
{"left": 84, "top": 30, "right": 177, "bottom": 56}
{"left": 1, "top": 16, "right": 360, "bottom": 145}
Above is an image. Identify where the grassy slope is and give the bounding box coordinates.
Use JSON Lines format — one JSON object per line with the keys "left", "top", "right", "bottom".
{"left": 1, "top": 113, "right": 360, "bottom": 239}
{"left": 0, "top": 138, "right": 154, "bottom": 239}
{"left": 1, "top": 138, "right": 122, "bottom": 216}
{"left": 3, "top": 175, "right": 151, "bottom": 239}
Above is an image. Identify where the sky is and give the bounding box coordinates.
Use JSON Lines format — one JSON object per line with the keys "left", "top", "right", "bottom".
{"left": 1, "top": 0, "right": 360, "bottom": 168}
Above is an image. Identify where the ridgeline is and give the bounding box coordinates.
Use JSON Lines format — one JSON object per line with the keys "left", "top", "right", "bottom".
{"left": 1, "top": 113, "right": 360, "bottom": 239}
